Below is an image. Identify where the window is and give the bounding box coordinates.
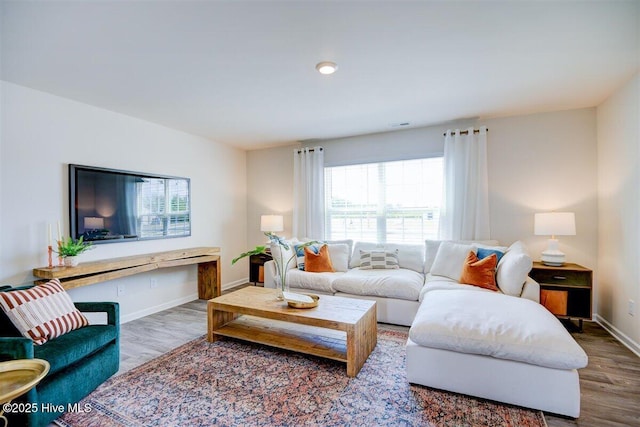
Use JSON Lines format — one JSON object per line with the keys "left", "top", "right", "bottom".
{"left": 324, "top": 158, "right": 443, "bottom": 244}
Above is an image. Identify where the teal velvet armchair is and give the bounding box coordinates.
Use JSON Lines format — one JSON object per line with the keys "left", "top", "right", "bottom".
{"left": 0, "top": 284, "right": 120, "bottom": 427}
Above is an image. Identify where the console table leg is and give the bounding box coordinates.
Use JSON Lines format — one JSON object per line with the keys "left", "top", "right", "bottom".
{"left": 198, "top": 258, "right": 220, "bottom": 300}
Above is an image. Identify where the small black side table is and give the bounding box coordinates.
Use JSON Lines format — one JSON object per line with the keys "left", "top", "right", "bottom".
{"left": 249, "top": 252, "right": 272, "bottom": 285}
{"left": 529, "top": 261, "right": 592, "bottom": 332}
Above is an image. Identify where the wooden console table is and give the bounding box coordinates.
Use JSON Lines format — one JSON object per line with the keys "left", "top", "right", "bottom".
{"left": 33, "top": 247, "right": 221, "bottom": 299}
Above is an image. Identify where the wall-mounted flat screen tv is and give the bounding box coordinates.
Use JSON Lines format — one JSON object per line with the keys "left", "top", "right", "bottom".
{"left": 69, "top": 164, "right": 191, "bottom": 243}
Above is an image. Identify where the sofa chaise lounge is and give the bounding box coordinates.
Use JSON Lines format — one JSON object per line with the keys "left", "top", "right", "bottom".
{"left": 263, "top": 238, "right": 588, "bottom": 417}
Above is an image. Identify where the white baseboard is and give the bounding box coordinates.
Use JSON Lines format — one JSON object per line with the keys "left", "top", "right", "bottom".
{"left": 222, "top": 278, "right": 248, "bottom": 291}
{"left": 121, "top": 293, "right": 199, "bottom": 324}
{"left": 595, "top": 314, "right": 640, "bottom": 358}
{"left": 120, "top": 279, "right": 249, "bottom": 324}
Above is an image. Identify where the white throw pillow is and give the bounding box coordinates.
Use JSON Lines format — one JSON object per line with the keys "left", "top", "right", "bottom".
{"left": 424, "top": 240, "right": 444, "bottom": 273}
{"left": 324, "top": 239, "right": 354, "bottom": 264}
{"left": 430, "top": 242, "right": 477, "bottom": 280}
{"left": 270, "top": 238, "right": 299, "bottom": 271}
{"left": 385, "top": 243, "right": 424, "bottom": 272}
{"left": 496, "top": 241, "right": 533, "bottom": 297}
{"left": 327, "top": 243, "right": 350, "bottom": 272}
{"left": 424, "top": 239, "right": 501, "bottom": 273}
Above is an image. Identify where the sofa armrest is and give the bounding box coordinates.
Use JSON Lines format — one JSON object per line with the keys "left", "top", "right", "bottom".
{"left": 264, "top": 260, "right": 277, "bottom": 289}
{"left": 521, "top": 276, "right": 540, "bottom": 303}
{"left": 74, "top": 302, "right": 119, "bottom": 326}
{"left": 0, "top": 337, "right": 34, "bottom": 361}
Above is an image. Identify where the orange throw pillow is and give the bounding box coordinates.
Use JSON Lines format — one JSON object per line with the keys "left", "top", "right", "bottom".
{"left": 304, "top": 244, "right": 335, "bottom": 273}
{"left": 459, "top": 251, "right": 498, "bottom": 291}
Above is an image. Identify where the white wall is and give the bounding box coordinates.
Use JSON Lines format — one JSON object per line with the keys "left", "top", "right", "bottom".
{"left": 0, "top": 82, "right": 247, "bottom": 322}
{"left": 596, "top": 73, "right": 640, "bottom": 354}
{"left": 246, "top": 144, "right": 296, "bottom": 249}
{"left": 247, "top": 108, "right": 599, "bottom": 303}
{"left": 485, "top": 109, "right": 597, "bottom": 271}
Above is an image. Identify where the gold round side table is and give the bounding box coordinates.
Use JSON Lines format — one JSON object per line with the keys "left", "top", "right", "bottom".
{"left": 0, "top": 359, "right": 50, "bottom": 427}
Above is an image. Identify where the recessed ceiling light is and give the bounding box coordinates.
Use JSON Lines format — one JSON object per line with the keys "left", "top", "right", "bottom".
{"left": 316, "top": 61, "right": 338, "bottom": 75}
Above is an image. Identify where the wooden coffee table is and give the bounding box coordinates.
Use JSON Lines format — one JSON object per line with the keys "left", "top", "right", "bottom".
{"left": 207, "top": 287, "right": 377, "bottom": 377}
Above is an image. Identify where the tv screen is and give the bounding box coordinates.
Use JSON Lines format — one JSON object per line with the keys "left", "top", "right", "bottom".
{"left": 69, "top": 164, "right": 191, "bottom": 243}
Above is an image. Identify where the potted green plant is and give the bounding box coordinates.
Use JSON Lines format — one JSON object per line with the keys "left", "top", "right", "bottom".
{"left": 56, "top": 236, "right": 93, "bottom": 267}
{"left": 233, "top": 232, "right": 317, "bottom": 299}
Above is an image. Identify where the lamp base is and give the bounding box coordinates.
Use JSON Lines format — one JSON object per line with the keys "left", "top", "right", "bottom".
{"left": 541, "top": 238, "right": 566, "bottom": 266}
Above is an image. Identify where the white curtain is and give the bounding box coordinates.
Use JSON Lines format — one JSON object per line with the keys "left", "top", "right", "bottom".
{"left": 438, "top": 126, "right": 490, "bottom": 241}
{"left": 293, "top": 147, "right": 325, "bottom": 239}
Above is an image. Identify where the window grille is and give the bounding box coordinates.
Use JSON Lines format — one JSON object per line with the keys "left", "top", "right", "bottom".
{"left": 324, "top": 157, "right": 442, "bottom": 244}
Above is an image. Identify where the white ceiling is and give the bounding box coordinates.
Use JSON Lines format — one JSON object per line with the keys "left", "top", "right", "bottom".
{"left": 2, "top": 1, "right": 638, "bottom": 150}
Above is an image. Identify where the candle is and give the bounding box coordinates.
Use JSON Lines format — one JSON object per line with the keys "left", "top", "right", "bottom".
{"left": 57, "top": 221, "right": 62, "bottom": 242}
{"left": 48, "top": 223, "right": 52, "bottom": 246}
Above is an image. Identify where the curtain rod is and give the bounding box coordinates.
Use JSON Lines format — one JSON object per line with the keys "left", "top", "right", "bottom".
{"left": 442, "top": 129, "right": 489, "bottom": 136}
{"left": 295, "top": 147, "right": 323, "bottom": 154}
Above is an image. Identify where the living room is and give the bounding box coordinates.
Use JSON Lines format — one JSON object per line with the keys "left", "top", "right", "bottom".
{"left": 1, "top": 1, "right": 638, "bottom": 426}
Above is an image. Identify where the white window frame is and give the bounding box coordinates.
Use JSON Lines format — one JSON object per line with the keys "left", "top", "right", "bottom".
{"left": 324, "top": 157, "right": 443, "bottom": 244}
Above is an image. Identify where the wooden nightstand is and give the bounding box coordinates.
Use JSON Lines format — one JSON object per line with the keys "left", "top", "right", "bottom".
{"left": 249, "top": 252, "right": 272, "bottom": 285}
{"left": 529, "top": 261, "right": 592, "bottom": 331}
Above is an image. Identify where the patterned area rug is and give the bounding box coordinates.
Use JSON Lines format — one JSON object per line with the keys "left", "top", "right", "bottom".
{"left": 57, "top": 329, "right": 546, "bottom": 427}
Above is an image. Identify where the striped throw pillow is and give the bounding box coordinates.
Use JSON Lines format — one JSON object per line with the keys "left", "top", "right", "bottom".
{"left": 359, "top": 249, "right": 400, "bottom": 270}
{"left": 0, "top": 279, "right": 89, "bottom": 345}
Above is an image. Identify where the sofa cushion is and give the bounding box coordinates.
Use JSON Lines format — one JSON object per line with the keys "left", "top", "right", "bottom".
{"left": 350, "top": 242, "right": 424, "bottom": 273}
{"left": 326, "top": 244, "right": 350, "bottom": 272}
{"left": 324, "top": 239, "right": 354, "bottom": 264}
{"left": 409, "top": 290, "right": 588, "bottom": 370}
{"left": 304, "top": 245, "right": 334, "bottom": 273}
{"left": 34, "top": 324, "right": 118, "bottom": 375}
{"left": 332, "top": 268, "right": 424, "bottom": 301}
{"left": 459, "top": 252, "right": 498, "bottom": 291}
{"left": 496, "top": 241, "right": 532, "bottom": 297}
{"left": 430, "top": 242, "right": 477, "bottom": 281}
{"left": 270, "top": 238, "right": 300, "bottom": 271}
{"left": 359, "top": 249, "right": 400, "bottom": 269}
{"left": 424, "top": 239, "right": 501, "bottom": 273}
{"left": 285, "top": 269, "right": 344, "bottom": 293}
{"left": 419, "top": 274, "right": 495, "bottom": 302}
{"left": 0, "top": 280, "right": 89, "bottom": 345}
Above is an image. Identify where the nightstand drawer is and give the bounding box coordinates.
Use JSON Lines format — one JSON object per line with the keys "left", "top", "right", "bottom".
{"left": 529, "top": 269, "right": 590, "bottom": 287}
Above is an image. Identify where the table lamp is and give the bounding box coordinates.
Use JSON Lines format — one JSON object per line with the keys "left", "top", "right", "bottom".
{"left": 534, "top": 212, "right": 576, "bottom": 266}
{"left": 260, "top": 215, "right": 284, "bottom": 234}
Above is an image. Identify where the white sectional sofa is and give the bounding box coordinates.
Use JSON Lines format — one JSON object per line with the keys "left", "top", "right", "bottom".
{"left": 263, "top": 237, "right": 589, "bottom": 418}
{"left": 263, "top": 239, "right": 540, "bottom": 326}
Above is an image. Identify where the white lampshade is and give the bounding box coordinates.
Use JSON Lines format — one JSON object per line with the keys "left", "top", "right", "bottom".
{"left": 534, "top": 212, "right": 576, "bottom": 266}
{"left": 260, "top": 215, "right": 283, "bottom": 233}
{"left": 534, "top": 212, "right": 576, "bottom": 237}
{"left": 84, "top": 217, "right": 105, "bottom": 230}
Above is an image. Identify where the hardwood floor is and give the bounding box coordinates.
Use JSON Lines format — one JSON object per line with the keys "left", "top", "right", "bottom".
{"left": 118, "top": 290, "right": 640, "bottom": 427}
{"left": 545, "top": 322, "right": 640, "bottom": 427}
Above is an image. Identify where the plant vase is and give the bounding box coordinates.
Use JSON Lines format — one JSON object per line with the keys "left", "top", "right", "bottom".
{"left": 64, "top": 256, "right": 79, "bottom": 267}
{"left": 275, "top": 271, "right": 289, "bottom": 301}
